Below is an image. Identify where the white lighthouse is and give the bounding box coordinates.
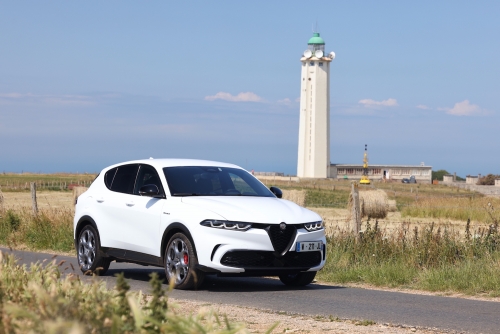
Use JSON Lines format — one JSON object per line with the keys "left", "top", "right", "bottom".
{"left": 297, "top": 32, "right": 335, "bottom": 178}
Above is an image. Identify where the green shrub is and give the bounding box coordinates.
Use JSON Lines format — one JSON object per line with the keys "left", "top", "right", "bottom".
{"left": 25, "top": 212, "right": 74, "bottom": 252}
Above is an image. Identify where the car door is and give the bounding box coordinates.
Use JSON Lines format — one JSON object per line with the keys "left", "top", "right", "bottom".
{"left": 121, "top": 164, "right": 165, "bottom": 257}
{"left": 97, "top": 164, "right": 140, "bottom": 253}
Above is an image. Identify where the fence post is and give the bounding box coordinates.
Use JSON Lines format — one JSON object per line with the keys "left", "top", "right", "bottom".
{"left": 30, "top": 182, "right": 38, "bottom": 215}
{"left": 350, "top": 182, "right": 361, "bottom": 234}
{"left": 0, "top": 186, "right": 4, "bottom": 212}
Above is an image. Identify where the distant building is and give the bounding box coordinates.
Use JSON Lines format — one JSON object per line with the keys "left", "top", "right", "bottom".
{"left": 296, "top": 32, "right": 432, "bottom": 183}
{"left": 330, "top": 164, "right": 432, "bottom": 183}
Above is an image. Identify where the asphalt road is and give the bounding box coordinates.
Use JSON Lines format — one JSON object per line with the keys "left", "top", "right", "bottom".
{"left": 2, "top": 248, "right": 500, "bottom": 333}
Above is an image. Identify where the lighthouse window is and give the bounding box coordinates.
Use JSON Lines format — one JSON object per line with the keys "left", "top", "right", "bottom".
{"left": 309, "top": 62, "right": 314, "bottom": 66}
{"left": 319, "top": 62, "right": 323, "bottom": 67}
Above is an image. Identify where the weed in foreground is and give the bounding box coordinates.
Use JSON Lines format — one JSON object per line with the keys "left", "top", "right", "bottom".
{"left": 0, "top": 251, "right": 252, "bottom": 333}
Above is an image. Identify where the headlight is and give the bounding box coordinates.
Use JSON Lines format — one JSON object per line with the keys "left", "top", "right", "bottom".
{"left": 303, "top": 221, "right": 324, "bottom": 232}
{"left": 200, "top": 220, "right": 252, "bottom": 231}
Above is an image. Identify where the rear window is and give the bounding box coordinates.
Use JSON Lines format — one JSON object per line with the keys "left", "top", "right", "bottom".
{"left": 109, "top": 164, "right": 139, "bottom": 194}
{"left": 163, "top": 166, "right": 273, "bottom": 197}
{"left": 104, "top": 168, "right": 117, "bottom": 189}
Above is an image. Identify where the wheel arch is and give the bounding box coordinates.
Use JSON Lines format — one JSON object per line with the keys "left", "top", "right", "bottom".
{"left": 75, "top": 215, "right": 101, "bottom": 251}
{"left": 160, "top": 223, "right": 198, "bottom": 262}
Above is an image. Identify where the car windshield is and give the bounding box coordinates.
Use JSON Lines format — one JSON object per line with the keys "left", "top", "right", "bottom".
{"left": 163, "top": 166, "right": 275, "bottom": 197}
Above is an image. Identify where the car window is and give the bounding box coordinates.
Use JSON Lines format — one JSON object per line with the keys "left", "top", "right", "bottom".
{"left": 229, "top": 173, "right": 258, "bottom": 195}
{"left": 104, "top": 168, "right": 117, "bottom": 189}
{"left": 163, "top": 166, "right": 274, "bottom": 197}
{"left": 134, "top": 164, "right": 164, "bottom": 195}
{"left": 110, "top": 164, "right": 139, "bottom": 194}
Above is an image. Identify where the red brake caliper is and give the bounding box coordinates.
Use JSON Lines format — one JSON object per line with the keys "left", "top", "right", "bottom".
{"left": 183, "top": 253, "right": 189, "bottom": 264}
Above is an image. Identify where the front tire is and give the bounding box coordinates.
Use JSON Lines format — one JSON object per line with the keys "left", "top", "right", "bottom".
{"left": 77, "top": 225, "right": 110, "bottom": 275}
{"left": 164, "top": 233, "right": 205, "bottom": 290}
{"left": 279, "top": 271, "right": 317, "bottom": 286}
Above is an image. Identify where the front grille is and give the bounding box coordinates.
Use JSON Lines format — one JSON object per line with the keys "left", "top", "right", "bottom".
{"left": 220, "top": 251, "right": 275, "bottom": 267}
{"left": 220, "top": 250, "right": 321, "bottom": 268}
{"left": 268, "top": 224, "right": 296, "bottom": 254}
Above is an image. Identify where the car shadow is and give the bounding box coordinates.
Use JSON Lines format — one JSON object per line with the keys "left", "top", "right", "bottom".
{"left": 105, "top": 268, "right": 344, "bottom": 292}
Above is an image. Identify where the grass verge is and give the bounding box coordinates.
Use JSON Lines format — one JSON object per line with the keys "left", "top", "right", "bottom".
{"left": 318, "top": 219, "right": 500, "bottom": 296}
{"left": 0, "top": 208, "right": 74, "bottom": 252}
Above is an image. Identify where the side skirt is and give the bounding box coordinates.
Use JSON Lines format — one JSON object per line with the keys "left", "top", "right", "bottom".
{"left": 103, "top": 248, "right": 163, "bottom": 267}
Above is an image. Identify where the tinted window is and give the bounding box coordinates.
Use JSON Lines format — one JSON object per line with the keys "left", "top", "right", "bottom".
{"left": 163, "top": 166, "right": 274, "bottom": 197}
{"left": 104, "top": 168, "right": 117, "bottom": 189}
{"left": 134, "top": 164, "right": 164, "bottom": 195}
{"left": 110, "top": 164, "right": 139, "bottom": 194}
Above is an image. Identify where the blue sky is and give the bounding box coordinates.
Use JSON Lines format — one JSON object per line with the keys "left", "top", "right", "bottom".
{"left": 0, "top": 1, "right": 498, "bottom": 176}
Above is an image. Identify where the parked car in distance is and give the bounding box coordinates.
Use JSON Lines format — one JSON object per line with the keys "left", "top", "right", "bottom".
{"left": 73, "top": 159, "right": 326, "bottom": 289}
{"left": 402, "top": 175, "right": 417, "bottom": 184}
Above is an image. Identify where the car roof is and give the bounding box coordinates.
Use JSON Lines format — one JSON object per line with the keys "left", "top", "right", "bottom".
{"left": 103, "top": 158, "right": 242, "bottom": 171}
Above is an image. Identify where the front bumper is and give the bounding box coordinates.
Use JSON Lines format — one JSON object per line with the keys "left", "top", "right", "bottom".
{"left": 194, "top": 224, "right": 326, "bottom": 274}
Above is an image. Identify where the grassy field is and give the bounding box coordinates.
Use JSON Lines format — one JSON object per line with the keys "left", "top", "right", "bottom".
{"left": 0, "top": 173, "right": 96, "bottom": 191}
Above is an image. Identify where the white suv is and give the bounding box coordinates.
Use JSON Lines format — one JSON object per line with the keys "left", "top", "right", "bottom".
{"left": 74, "top": 159, "right": 326, "bottom": 289}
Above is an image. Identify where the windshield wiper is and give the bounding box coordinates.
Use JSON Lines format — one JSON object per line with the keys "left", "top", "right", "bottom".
{"left": 172, "top": 193, "right": 200, "bottom": 196}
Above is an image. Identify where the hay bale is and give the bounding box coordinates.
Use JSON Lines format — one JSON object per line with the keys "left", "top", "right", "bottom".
{"left": 359, "top": 189, "right": 388, "bottom": 219}
{"left": 282, "top": 189, "right": 306, "bottom": 207}
{"left": 73, "top": 186, "right": 88, "bottom": 206}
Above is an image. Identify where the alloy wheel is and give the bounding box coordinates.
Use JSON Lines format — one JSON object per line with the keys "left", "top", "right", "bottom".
{"left": 78, "top": 229, "right": 96, "bottom": 271}
{"left": 166, "top": 238, "right": 190, "bottom": 285}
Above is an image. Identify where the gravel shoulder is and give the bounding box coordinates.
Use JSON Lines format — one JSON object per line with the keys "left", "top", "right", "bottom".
{"left": 168, "top": 298, "right": 447, "bottom": 334}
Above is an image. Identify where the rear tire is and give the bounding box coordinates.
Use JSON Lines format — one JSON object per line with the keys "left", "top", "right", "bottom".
{"left": 77, "top": 225, "right": 110, "bottom": 275}
{"left": 279, "top": 271, "right": 316, "bottom": 286}
{"left": 164, "top": 232, "right": 205, "bottom": 290}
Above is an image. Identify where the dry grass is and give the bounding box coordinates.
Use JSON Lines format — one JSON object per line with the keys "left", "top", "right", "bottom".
{"left": 0, "top": 187, "right": 4, "bottom": 211}
{"left": 282, "top": 189, "right": 306, "bottom": 206}
{"left": 401, "top": 196, "right": 500, "bottom": 222}
{"left": 1, "top": 191, "right": 75, "bottom": 211}
{"left": 73, "top": 186, "right": 88, "bottom": 206}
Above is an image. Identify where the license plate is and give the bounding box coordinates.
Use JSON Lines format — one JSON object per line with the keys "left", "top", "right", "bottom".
{"left": 296, "top": 241, "right": 323, "bottom": 252}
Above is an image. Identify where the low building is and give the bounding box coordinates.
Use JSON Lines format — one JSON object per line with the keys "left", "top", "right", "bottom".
{"left": 466, "top": 176, "right": 478, "bottom": 185}
{"left": 329, "top": 164, "right": 432, "bottom": 183}
{"left": 443, "top": 175, "right": 454, "bottom": 183}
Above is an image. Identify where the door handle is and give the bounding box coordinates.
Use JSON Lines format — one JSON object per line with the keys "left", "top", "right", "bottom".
{"left": 96, "top": 197, "right": 105, "bottom": 203}
{"left": 126, "top": 201, "right": 135, "bottom": 207}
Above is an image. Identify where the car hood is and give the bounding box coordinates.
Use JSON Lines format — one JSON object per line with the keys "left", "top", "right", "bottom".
{"left": 181, "top": 196, "right": 321, "bottom": 224}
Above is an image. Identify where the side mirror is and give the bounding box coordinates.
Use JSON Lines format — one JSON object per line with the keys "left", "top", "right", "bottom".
{"left": 139, "top": 184, "right": 162, "bottom": 197}
{"left": 270, "top": 186, "right": 282, "bottom": 199}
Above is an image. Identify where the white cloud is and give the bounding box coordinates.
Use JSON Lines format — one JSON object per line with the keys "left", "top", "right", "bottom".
{"left": 358, "top": 98, "right": 398, "bottom": 107}
{"left": 277, "top": 98, "right": 291, "bottom": 104}
{"left": 439, "top": 100, "right": 484, "bottom": 116}
{"left": 204, "top": 92, "right": 263, "bottom": 102}
{"left": 416, "top": 104, "right": 430, "bottom": 110}
{"left": 277, "top": 98, "right": 299, "bottom": 107}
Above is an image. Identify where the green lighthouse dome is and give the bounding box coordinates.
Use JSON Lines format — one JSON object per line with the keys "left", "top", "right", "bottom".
{"left": 308, "top": 32, "right": 325, "bottom": 45}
